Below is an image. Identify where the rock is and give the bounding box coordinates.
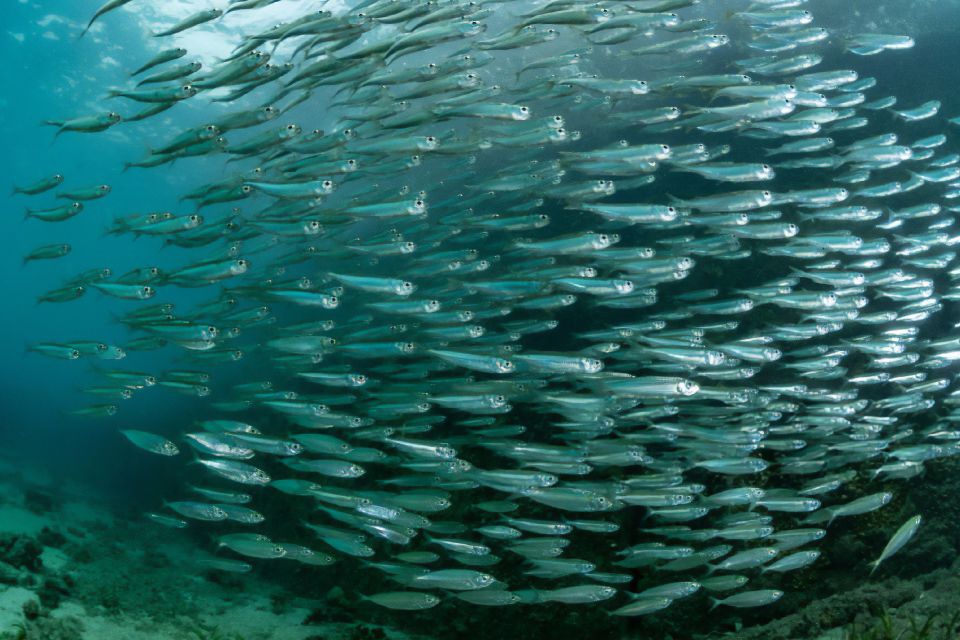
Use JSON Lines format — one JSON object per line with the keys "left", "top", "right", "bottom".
{"left": 0, "top": 560, "right": 20, "bottom": 585}
{"left": 0, "top": 534, "right": 43, "bottom": 571}
{"left": 22, "top": 596, "right": 40, "bottom": 621}
{"left": 37, "top": 527, "right": 67, "bottom": 549}
{"left": 0, "top": 587, "right": 40, "bottom": 631}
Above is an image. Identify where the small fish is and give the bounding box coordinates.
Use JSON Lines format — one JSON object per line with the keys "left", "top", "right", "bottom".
{"left": 869, "top": 515, "right": 922, "bottom": 575}
{"left": 121, "top": 430, "right": 179, "bottom": 456}
{"left": 13, "top": 173, "right": 63, "bottom": 195}
{"left": 710, "top": 589, "right": 784, "bottom": 610}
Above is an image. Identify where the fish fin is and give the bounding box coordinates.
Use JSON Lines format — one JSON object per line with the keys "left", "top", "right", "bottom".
{"left": 868, "top": 560, "right": 880, "bottom": 575}
{"left": 708, "top": 597, "right": 720, "bottom": 611}
{"left": 848, "top": 45, "right": 884, "bottom": 56}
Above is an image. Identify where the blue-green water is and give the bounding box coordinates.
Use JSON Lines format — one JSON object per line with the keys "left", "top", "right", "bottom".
{"left": 5, "top": 1, "right": 960, "bottom": 639}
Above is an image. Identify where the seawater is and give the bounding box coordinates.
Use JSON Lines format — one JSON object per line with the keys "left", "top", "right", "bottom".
{"left": 3, "top": 1, "right": 960, "bottom": 639}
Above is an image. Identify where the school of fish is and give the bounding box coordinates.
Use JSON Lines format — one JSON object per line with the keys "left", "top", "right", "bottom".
{"left": 18, "top": 0, "right": 960, "bottom": 624}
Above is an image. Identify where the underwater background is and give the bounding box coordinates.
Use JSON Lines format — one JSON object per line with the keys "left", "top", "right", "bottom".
{"left": 5, "top": 0, "right": 960, "bottom": 638}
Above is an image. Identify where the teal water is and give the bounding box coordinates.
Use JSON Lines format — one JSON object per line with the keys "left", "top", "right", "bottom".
{"left": 4, "top": 1, "right": 960, "bottom": 639}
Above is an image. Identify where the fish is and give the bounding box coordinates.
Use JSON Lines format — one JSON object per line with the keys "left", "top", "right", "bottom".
{"left": 22, "top": 243, "right": 71, "bottom": 265}
{"left": 362, "top": 591, "right": 440, "bottom": 611}
{"left": 131, "top": 47, "right": 188, "bottom": 76}
{"left": 12, "top": 173, "right": 63, "bottom": 195}
{"left": 710, "top": 589, "right": 784, "bottom": 610}
{"left": 80, "top": 0, "right": 134, "bottom": 38}
{"left": 152, "top": 9, "right": 224, "bottom": 38}
{"left": 120, "top": 430, "right": 179, "bottom": 456}
{"left": 868, "top": 515, "right": 922, "bottom": 575}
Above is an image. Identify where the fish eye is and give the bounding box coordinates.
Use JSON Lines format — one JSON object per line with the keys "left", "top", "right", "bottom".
{"left": 762, "top": 164, "right": 771, "bottom": 170}
{"left": 241, "top": 186, "right": 252, "bottom": 193}
{"left": 72, "top": 202, "right": 81, "bottom": 208}
{"left": 763, "top": 191, "right": 771, "bottom": 196}
{"left": 190, "top": 214, "right": 200, "bottom": 221}
{"left": 520, "top": 106, "right": 529, "bottom": 113}
{"left": 206, "top": 125, "right": 216, "bottom": 132}
{"left": 323, "top": 180, "right": 333, "bottom": 188}
{"left": 142, "top": 286, "right": 153, "bottom": 295}
{"left": 426, "top": 136, "right": 437, "bottom": 143}
{"left": 415, "top": 199, "right": 425, "bottom": 207}
{"left": 182, "top": 85, "right": 191, "bottom": 91}
{"left": 309, "top": 221, "right": 320, "bottom": 228}
{"left": 661, "top": 144, "right": 669, "bottom": 151}
{"left": 599, "top": 234, "right": 609, "bottom": 242}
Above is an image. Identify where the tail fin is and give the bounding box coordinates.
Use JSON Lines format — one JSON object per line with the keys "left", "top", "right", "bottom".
{"left": 868, "top": 560, "right": 880, "bottom": 576}
{"left": 709, "top": 597, "right": 721, "bottom": 612}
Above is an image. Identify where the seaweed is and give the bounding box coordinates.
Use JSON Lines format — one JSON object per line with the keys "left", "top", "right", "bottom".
{"left": 184, "top": 620, "right": 248, "bottom": 640}
{"left": 843, "top": 608, "right": 960, "bottom": 640}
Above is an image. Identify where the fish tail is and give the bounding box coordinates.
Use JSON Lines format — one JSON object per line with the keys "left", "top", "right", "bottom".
{"left": 708, "top": 597, "right": 720, "bottom": 612}
{"left": 868, "top": 561, "right": 879, "bottom": 575}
